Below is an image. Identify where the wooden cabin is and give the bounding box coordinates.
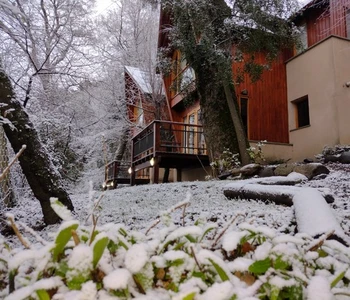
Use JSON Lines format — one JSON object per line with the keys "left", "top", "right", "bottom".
{"left": 124, "top": 65, "right": 210, "bottom": 184}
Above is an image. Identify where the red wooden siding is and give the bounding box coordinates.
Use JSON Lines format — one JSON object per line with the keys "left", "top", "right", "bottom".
{"left": 301, "top": 0, "right": 350, "bottom": 47}
{"left": 232, "top": 49, "right": 293, "bottom": 144}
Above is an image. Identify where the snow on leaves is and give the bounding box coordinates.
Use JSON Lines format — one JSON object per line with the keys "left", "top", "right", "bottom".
{"left": 1, "top": 199, "right": 350, "bottom": 299}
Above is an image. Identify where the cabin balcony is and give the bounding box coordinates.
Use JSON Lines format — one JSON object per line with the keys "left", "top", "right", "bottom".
{"left": 131, "top": 120, "right": 210, "bottom": 184}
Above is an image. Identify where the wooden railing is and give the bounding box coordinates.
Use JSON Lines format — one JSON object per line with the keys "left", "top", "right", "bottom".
{"left": 104, "top": 160, "right": 131, "bottom": 188}
{"left": 132, "top": 120, "right": 207, "bottom": 164}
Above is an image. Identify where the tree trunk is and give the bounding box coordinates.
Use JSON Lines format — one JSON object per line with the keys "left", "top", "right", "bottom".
{"left": 195, "top": 62, "right": 248, "bottom": 165}
{"left": 0, "top": 69, "right": 73, "bottom": 225}
{"left": 114, "top": 126, "right": 130, "bottom": 161}
{"left": 222, "top": 80, "right": 252, "bottom": 165}
{"left": 0, "top": 126, "right": 15, "bottom": 207}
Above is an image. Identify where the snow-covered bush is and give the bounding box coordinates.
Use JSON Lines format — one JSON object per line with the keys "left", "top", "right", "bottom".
{"left": 247, "top": 140, "right": 266, "bottom": 164}
{"left": 1, "top": 200, "right": 350, "bottom": 299}
{"left": 210, "top": 148, "right": 241, "bottom": 175}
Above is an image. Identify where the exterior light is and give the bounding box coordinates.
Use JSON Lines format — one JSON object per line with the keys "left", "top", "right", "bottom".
{"left": 150, "top": 157, "right": 155, "bottom": 166}
{"left": 111, "top": 181, "right": 114, "bottom": 187}
{"left": 102, "top": 182, "right": 106, "bottom": 189}
{"left": 128, "top": 167, "right": 132, "bottom": 174}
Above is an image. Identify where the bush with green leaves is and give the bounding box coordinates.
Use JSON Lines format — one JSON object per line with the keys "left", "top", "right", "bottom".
{"left": 1, "top": 199, "right": 350, "bottom": 299}
{"left": 210, "top": 148, "right": 241, "bottom": 175}
{"left": 247, "top": 140, "right": 266, "bottom": 164}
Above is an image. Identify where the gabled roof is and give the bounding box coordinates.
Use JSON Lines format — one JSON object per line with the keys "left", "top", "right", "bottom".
{"left": 125, "top": 66, "right": 164, "bottom": 96}
{"left": 292, "top": 0, "right": 329, "bottom": 21}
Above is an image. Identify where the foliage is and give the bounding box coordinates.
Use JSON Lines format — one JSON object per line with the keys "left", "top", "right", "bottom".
{"left": 210, "top": 148, "right": 241, "bottom": 174}
{"left": 1, "top": 200, "right": 350, "bottom": 299}
{"left": 247, "top": 140, "right": 266, "bottom": 164}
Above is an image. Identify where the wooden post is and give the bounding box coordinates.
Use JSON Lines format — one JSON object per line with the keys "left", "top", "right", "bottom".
{"left": 176, "top": 168, "right": 182, "bottom": 182}
{"left": 130, "top": 137, "right": 135, "bottom": 186}
{"left": 153, "top": 163, "right": 159, "bottom": 184}
{"left": 131, "top": 168, "right": 136, "bottom": 186}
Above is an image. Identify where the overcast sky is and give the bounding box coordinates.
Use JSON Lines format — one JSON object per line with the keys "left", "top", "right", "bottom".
{"left": 95, "top": 0, "right": 311, "bottom": 15}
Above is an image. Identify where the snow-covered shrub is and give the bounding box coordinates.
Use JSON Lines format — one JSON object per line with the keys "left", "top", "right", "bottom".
{"left": 1, "top": 201, "right": 350, "bottom": 299}
{"left": 210, "top": 148, "right": 241, "bottom": 175}
{"left": 247, "top": 140, "right": 266, "bottom": 164}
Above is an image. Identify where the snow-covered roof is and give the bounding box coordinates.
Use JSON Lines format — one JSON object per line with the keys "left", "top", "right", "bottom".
{"left": 125, "top": 66, "right": 165, "bottom": 96}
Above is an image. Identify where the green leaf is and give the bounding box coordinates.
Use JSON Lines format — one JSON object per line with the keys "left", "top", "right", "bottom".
{"left": 270, "top": 285, "right": 280, "bottom": 300}
{"left": 173, "top": 241, "right": 186, "bottom": 250}
{"left": 92, "top": 235, "right": 109, "bottom": 268}
{"left": 118, "top": 228, "right": 127, "bottom": 237}
{"left": 50, "top": 198, "right": 73, "bottom": 221}
{"left": 279, "top": 285, "right": 303, "bottom": 300}
{"left": 185, "top": 234, "right": 196, "bottom": 243}
{"left": 208, "top": 258, "right": 229, "bottom": 282}
{"left": 192, "top": 271, "right": 207, "bottom": 282}
{"left": 52, "top": 222, "right": 79, "bottom": 262}
{"left": 107, "top": 240, "right": 119, "bottom": 255}
{"left": 36, "top": 289, "right": 50, "bottom": 300}
{"left": 274, "top": 256, "right": 289, "bottom": 271}
{"left": 169, "top": 258, "right": 184, "bottom": 267}
{"left": 118, "top": 240, "right": 129, "bottom": 250}
{"left": 133, "top": 263, "right": 154, "bottom": 293}
{"left": 182, "top": 291, "right": 196, "bottom": 300}
{"left": 248, "top": 257, "right": 271, "bottom": 275}
{"left": 55, "top": 261, "right": 69, "bottom": 277}
{"left": 331, "top": 270, "right": 346, "bottom": 288}
{"left": 67, "top": 273, "right": 90, "bottom": 290}
{"left": 89, "top": 230, "right": 99, "bottom": 244}
{"left": 317, "top": 249, "right": 328, "bottom": 258}
{"left": 199, "top": 226, "right": 216, "bottom": 242}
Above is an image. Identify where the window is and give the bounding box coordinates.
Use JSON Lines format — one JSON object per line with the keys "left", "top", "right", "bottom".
{"left": 135, "top": 99, "right": 145, "bottom": 127}
{"left": 182, "top": 108, "right": 206, "bottom": 155}
{"left": 239, "top": 97, "right": 249, "bottom": 137}
{"left": 171, "top": 51, "right": 195, "bottom": 97}
{"left": 297, "top": 23, "right": 308, "bottom": 53}
{"left": 294, "top": 96, "right": 310, "bottom": 128}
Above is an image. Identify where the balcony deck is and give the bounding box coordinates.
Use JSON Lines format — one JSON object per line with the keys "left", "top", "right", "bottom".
{"left": 131, "top": 120, "right": 210, "bottom": 183}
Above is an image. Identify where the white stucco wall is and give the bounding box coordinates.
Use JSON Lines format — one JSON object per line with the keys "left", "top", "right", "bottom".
{"left": 286, "top": 36, "right": 350, "bottom": 161}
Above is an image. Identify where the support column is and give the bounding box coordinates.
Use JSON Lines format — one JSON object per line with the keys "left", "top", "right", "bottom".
{"left": 152, "top": 164, "right": 159, "bottom": 184}
{"left": 130, "top": 166, "right": 136, "bottom": 186}
{"left": 176, "top": 168, "right": 182, "bottom": 182}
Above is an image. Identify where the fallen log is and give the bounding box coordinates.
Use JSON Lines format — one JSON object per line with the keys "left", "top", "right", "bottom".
{"left": 224, "top": 183, "right": 334, "bottom": 206}
{"left": 293, "top": 189, "right": 348, "bottom": 245}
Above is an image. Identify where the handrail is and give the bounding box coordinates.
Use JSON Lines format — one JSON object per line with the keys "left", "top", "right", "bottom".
{"left": 132, "top": 120, "right": 204, "bottom": 141}
{"left": 132, "top": 120, "right": 207, "bottom": 161}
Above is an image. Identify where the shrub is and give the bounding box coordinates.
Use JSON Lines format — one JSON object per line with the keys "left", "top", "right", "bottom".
{"left": 1, "top": 200, "right": 349, "bottom": 299}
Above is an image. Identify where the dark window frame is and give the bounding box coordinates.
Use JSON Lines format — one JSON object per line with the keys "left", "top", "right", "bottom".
{"left": 293, "top": 95, "right": 310, "bottom": 129}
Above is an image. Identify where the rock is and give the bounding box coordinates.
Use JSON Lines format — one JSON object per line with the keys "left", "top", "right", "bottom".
{"left": 240, "top": 163, "right": 262, "bottom": 177}
{"left": 324, "top": 154, "right": 339, "bottom": 163}
{"left": 303, "top": 158, "right": 314, "bottom": 163}
{"left": 293, "top": 163, "right": 330, "bottom": 180}
{"left": 258, "top": 166, "right": 275, "bottom": 177}
{"left": 312, "top": 173, "right": 328, "bottom": 180}
{"left": 339, "top": 151, "right": 350, "bottom": 164}
{"left": 218, "top": 171, "right": 232, "bottom": 180}
{"left": 274, "top": 163, "right": 295, "bottom": 176}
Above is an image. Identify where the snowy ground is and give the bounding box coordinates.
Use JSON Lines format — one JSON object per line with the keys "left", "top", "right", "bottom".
{"left": 4, "top": 163, "right": 350, "bottom": 242}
